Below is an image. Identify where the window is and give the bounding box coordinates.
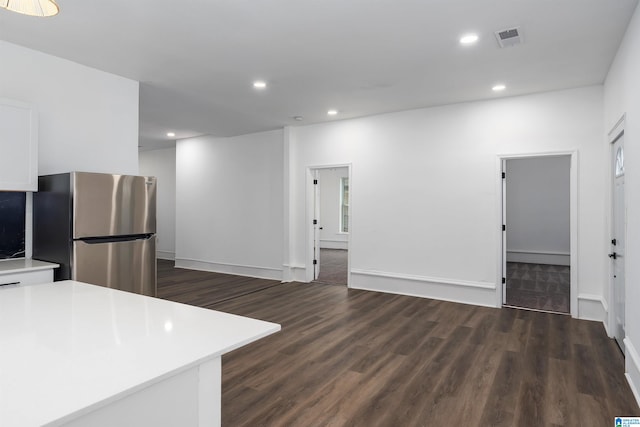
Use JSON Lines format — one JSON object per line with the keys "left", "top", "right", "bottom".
{"left": 340, "top": 177, "right": 349, "bottom": 233}
{"left": 615, "top": 146, "right": 625, "bottom": 177}
{"left": 0, "top": 191, "right": 26, "bottom": 259}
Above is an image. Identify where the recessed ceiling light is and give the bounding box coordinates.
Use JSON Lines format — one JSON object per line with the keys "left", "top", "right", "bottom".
{"left": 459, "top": 34, "right": 479, "bottom": 45}
{"left": 293, "top": 116, "right": 304, "bottom": 121}
{"left": 167, "top": 132, "right": 176, "bottom": 137}
{"left": 492, "top": 84, "right": 506, "bottom": 92}
{"left": 327, "top": 110, "right": 338, "bottom": 116}
{"left": 253, "top": 81, "right": 267, "bottom": 89}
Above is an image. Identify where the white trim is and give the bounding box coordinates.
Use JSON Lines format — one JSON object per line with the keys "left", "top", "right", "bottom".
{"left": 608, "top": 113, "right": 626, "bottom": 139}
{"left": 282, "top": 127, "right": 295, "bottom": 285}
{"left": 281, "top": 263, "right": 306, "bottom": 282}
{"left": 506, "top": 250, "right": 570, "bottom": 266}
{"left": 576, "top": 293, "right": 607, "bottom": 322}
{"left": 351, "top": 269, "right": 495, "bottom": 289}
{"left": 506, "top": 249, "right": 570, "bottom": 255}
{"left": 175, "top": 258, "right": 282, "bottom": 281}
{"left": 600, "top": 295, "right": 609, "bottom": 315}
{"left": 624, "top": 337, "right": 640, "bottom": 407}
{"left": 601, "top": 296, "right": 611, "bottom": 336}
{"left": 497, "top": 151, "right": 578, "bottom": 318}
{"left": 157, "top": 250, "right": 175, "bottom": 261}
{"left": 319, "top": 239, "right": 348, "bottom": 250}
{"left": 350, "top": 269, "right": 497, "bottom": 308}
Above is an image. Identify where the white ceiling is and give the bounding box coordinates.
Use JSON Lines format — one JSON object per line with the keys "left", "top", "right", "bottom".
{"left": 1, "top": 0, "right": 637, "bottom": 150}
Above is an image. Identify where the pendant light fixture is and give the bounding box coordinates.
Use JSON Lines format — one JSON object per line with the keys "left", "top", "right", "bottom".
{"left": 0, "top": 0, "right": 59, "bottom": 17}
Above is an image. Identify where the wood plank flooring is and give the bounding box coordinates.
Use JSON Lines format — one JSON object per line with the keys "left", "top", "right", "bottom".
{"left": 315, "top": 249, "right": 348, "bottom": 286}
{"left": 156, "top": 260, "right": 640, "bottom": 426}
{"left": 157, "top": 260, "right": 281, "bottom": 307}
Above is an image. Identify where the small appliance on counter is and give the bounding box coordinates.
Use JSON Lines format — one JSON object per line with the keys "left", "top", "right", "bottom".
{"left": 33, "top": 172, "right": 157, "bottom": 296}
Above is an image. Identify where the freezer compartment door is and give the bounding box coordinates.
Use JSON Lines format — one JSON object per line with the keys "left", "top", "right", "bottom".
{"left": 72, "top": 172, "right": 156, "bottom": 238}
{"left": 73, "top": 236, "right": 157, "bottom": 297}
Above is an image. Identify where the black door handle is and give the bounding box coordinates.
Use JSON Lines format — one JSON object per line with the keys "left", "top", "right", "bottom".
{"left": 609, "top": 252, "right": 617, "bottom": 259}
{"left": 612, "top": 238, "right": 617, "bottom": 246}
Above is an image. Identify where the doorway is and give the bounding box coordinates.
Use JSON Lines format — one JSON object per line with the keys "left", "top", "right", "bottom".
{"left": 501, "top": 155, "right": 573, "bottom": 314}
{"left": 610, "top": 123, "right": 626, "bottom": 354}
{"left": 309, "top": 166, "right": 350, "bottom": 286}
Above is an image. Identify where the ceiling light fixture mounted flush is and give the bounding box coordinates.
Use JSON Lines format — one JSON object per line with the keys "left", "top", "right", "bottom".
{"left": 167, "top": 132, "right": 176, "bottom": 137}
{"left": 253, "top": 81, "right": 267, "bottom": 89}
{"left": 459, "top": 34, "right": 479, "bottom": 45}
{"left": 492, "top": 84, "right": 506, "bottom": 92}
{"left": 327, "top": 110, "right": 338, "bottom": 116}
{"left": 0, "top": 0, "right": 59, "bottom": 17}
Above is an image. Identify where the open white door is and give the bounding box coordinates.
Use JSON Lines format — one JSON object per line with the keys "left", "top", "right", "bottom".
{"left": 312, "top": 169, "right": 321, "bottom": 280}
{"left": 501, "top": 160, "right": 507, "bottom": 304}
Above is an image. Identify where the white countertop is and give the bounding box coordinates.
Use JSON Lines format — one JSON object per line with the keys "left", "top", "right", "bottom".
{"left": 0, "top": 280, "right": 280, "bottom": 426}
{"left": 0, "top": 258, "right": 59, "bottom": 275}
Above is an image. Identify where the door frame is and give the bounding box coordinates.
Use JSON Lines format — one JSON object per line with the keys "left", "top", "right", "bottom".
{"left": 305, "top": 164, "right": 352, "bottom": 286}
{"left": 496, "top": 151, "right": 578, "bottom": 316}
{"left": 607, "top": 114, "right": 626, "bottom": 339}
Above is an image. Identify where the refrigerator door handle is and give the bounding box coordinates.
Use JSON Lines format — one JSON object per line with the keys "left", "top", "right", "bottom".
{"left": 79, "top": 234, "right": 155, "bottom": 244}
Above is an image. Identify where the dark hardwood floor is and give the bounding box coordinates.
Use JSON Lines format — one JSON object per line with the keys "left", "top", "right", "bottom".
{"left": 315, "top": 248, "right": 348, "bottom": 286}
{"left": 157, "top": 259, "right": 281, "bottom": 307}
{"left": 157, "top": 260, "right": 640, "bottom": 426}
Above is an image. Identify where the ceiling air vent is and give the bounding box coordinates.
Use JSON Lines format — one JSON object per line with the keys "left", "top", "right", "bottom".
{"left": 495, "top": 27, "right": 522, "bottom": 48}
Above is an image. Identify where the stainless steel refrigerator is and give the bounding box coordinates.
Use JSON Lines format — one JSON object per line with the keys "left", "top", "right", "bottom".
{"left": 33, "top": 172, "right": 157, "bottom": 296}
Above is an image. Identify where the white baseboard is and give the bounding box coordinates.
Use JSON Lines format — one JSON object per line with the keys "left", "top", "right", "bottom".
{"left": 282, "top": 264, "right": 306, "bottom": 283}
{"left": 174, "top": 258, "right": 282, "bottom": 281}
{"left": 600, "top": 297, "right": 612, "bottom": 337}
{"left": 624, "top": 337, "right": 640, "bottom": 408}
{"left": 157, "top": 250, "right": 175, "bottom": 261}
{"left": 319, "top": 240, "right": 348, "bottom": 250}
{"left": 577, "top": 293, "right": 606, "bottom": 322}
{"left": 506, "top": 250, "right": 570, "bottom": 266}
{"left": 350, "top": 269, "right": 497, "bottom": 308}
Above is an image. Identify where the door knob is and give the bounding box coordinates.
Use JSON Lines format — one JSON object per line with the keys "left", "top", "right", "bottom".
{"left": 612, "top": 238, "right": 617, "bottom": 246}
{"left": 609, "top": 252, "right": 617, "bottom": 259}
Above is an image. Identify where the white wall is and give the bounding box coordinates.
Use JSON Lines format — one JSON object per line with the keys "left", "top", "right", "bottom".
{"left": 288, "top": 86, "right": 605, "bottom": 313}
{"left": 175, "top": 130, "right": 284, "bottom": 279}
{"left": 1, "top": 41, "right": 139, "bottom": 260}
{"left": 0, "top": 41, "right": 139, "bottom": 176}
{"left": 139, "top": 147, "right": 176, "bottom": 260}
{"left": 318, "top": 167, "right": 349, "bottom": 250}
{"left": 506, "top": 156, "right": 571, "bottom": 265}
{"left": 604, "top": 2, "right": 640, "bottom": 407}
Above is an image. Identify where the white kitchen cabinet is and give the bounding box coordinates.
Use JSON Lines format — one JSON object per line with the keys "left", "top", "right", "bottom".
{"left": 0, "top": 259, "right": 58, "bottom": 288}
{"left": 0, "top": 98, "right": 38, "bottom": 191}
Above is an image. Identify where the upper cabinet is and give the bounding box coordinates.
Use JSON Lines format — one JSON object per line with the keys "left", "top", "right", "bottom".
{"left": 0, "top": 99, "right": 38, "bottom": 192}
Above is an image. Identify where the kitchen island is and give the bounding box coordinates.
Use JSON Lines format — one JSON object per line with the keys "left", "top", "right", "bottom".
{"left": 0, "top": 280, "right": 280, "bottom": 426}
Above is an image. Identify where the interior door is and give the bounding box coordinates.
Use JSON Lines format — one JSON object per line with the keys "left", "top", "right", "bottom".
{"left": 611, "top": 132, "right": 626, "bottom": 353}
{"left": 501, "top": 160, "right": 507, "bottom": 304}
{"left": 313, "top": 170, "right": 321, "bottom": 280}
